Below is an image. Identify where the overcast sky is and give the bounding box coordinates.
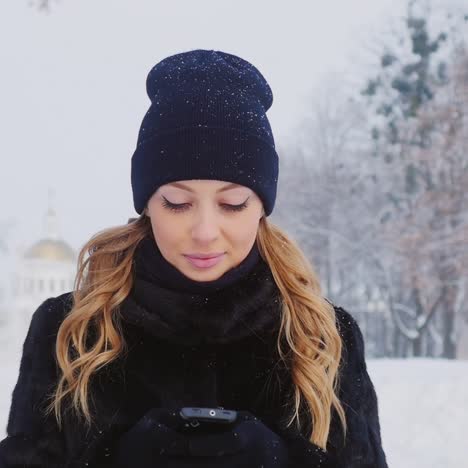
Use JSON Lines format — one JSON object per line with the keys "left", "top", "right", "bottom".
{"left": 1, "top": 0, "right": 460, "bottom": 254}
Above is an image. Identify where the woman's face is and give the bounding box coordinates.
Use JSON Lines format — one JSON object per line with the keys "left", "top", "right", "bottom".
{"left": 145, "top": 179, "right": 264, "bottom": 282}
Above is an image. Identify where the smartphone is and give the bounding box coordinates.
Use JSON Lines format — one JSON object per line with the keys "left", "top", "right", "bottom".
{"left": 179, "top": 407, "right": 237, "bottom": 432}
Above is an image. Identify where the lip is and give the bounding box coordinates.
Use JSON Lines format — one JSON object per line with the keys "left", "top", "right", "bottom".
{"left": 185, "top": 252, "right": 225, "bottom": 259}
{"left": 184, "top": 253, "right": 225, "bottom": 269}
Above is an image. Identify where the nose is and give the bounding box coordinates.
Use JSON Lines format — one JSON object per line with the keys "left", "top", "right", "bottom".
{"left": 190, "top": 208, "right": 221, "bottom": 244}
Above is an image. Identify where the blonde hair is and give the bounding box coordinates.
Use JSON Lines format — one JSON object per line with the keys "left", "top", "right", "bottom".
{"left": 45, "top": 214, "right": 347, "bottom": 450}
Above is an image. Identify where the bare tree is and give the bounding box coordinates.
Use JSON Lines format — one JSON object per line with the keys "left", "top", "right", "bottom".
{"left": 359, "top": 1, "right": 468, "bottom": 357}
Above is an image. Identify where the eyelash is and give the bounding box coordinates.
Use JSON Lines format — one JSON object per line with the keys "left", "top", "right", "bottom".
{"left": 161, "top": 197, "right": 249, "bottom": 213}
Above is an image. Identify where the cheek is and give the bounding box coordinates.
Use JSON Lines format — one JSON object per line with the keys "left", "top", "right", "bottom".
{"left": 226, "top": 214, "right": 259, "bottom": 242}
{"left": 149, "top": 210, "right": 182, "bottom": 245}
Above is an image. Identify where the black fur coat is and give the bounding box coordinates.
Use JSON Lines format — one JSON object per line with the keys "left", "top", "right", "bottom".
{"left": 0, "top": 257, "right": 388, "bottom": 467}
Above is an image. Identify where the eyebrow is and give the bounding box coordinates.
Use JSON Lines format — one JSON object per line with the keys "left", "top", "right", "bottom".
{"left": 166, "top": 182, "right": 244, "bottom": 193}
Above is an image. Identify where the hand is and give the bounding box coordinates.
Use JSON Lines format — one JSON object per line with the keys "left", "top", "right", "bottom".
{"left": 112, "top": 408, "right": 290, "bottom": 468}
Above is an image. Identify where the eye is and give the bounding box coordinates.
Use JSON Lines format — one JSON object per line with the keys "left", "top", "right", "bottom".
{"left": 161, "top": 197, "right": 249, "bottom": 213}
{"left": 222, "top": 201, "right": 249, "bottom": 212}
{"left": 161, "top": 198, "right": 189, "bottom": 212}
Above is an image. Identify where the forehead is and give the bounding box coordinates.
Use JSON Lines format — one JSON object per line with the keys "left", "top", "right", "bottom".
{"left": 160, "top": 180, "right": 249, "bottom": 193}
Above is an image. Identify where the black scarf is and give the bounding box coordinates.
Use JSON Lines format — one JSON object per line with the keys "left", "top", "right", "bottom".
{"left": 118, "top": 235, "right": 283, "bottom": 346}
{"left": 132, "top": 234, "right": 262, "bottom": 294}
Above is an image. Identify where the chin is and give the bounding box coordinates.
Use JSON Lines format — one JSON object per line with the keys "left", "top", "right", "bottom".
{"left": 185, "top": 265, "right": 227, "bottom": 282}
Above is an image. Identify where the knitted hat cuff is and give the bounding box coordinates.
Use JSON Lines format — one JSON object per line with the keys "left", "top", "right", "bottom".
{"left": 131, "top": 126, "right": 279, "bottom": 215}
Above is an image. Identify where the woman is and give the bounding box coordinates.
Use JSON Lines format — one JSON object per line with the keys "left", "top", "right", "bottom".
{"left": 0, "top": 49, "right": 388, "bottom": 467}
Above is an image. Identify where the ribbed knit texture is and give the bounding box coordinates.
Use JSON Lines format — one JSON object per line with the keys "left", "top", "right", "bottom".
{"left": 131, "top": 49, "right": 279, "bottom": 216}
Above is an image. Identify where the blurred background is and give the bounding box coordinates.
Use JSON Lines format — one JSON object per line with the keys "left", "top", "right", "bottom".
{"left": 1, "top": 0, "right": 467, "bottom": 466}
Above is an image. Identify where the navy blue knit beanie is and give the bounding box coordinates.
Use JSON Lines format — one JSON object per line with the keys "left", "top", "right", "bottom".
{"left": 131, "top": 49, "right": 279, "bottom": 216}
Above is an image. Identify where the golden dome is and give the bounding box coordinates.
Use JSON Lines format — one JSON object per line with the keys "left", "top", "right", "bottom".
{"left": 24, "top": 239, "right": 76, "bottom": 263}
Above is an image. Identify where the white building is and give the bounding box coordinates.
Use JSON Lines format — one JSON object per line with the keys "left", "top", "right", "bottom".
{"left": 5, "top": 202, "right": 76, "bottom": 337}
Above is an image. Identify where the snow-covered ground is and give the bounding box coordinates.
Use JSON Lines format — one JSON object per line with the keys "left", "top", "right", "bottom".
{"left": 367, "top": 358, "right": 468, "bottom": 468}
{"left": 1, "top": 340, "right": 467, "bottom": 467}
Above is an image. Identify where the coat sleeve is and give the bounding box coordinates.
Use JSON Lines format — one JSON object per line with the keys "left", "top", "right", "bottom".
{"left": 0, "top": 296, "right": 74, "bottom": 467}
{"left": 331, "top": 306, "right": 389, "bottom": 468}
